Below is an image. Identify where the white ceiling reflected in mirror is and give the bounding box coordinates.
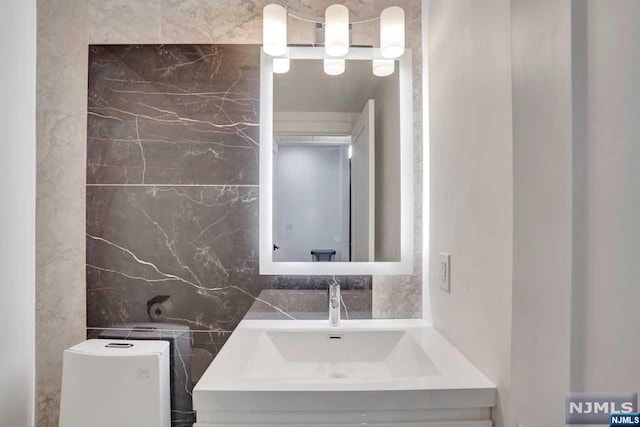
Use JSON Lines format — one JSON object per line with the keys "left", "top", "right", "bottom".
{"left": 260, "top": 47, "right": 413, "bottom": 275}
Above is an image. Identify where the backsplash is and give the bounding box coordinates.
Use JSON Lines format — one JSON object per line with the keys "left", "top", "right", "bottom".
{"left": 85, "top": 44, "right": 371, "bottom": 426}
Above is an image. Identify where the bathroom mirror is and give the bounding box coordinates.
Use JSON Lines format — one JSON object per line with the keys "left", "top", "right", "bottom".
{"left": 260, "top": 47, "right": 413, "bottom": 275}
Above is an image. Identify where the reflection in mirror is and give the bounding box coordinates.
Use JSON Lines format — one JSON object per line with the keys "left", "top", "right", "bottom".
{"left": 272, "top": 59, "right": 400, "bottom": 263}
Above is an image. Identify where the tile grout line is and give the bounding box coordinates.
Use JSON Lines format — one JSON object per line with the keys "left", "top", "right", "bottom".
{"left": 87, "top": 327, "right": 234, "bottom": 333}
{"left": 86, "top": 184, "right": 259, "bottom": 187}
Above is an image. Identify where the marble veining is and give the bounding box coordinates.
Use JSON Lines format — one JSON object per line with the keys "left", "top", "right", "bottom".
{"left": 88, "top": 45, "right": 260, "bottom": 185}
{"left": 87, "top": 185, "right": 262, "bottom": 331}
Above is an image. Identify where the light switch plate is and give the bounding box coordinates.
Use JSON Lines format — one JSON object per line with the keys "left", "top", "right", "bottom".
{"left": 439, "top": 253, "right": 450, "bottom": 292}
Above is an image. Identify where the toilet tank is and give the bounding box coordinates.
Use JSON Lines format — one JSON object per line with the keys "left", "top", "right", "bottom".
{"left": 59, "top": 339, "right": 170, "bottom": 427}
{"left": 98, "top": 323, "right": 193, "bottom": 426}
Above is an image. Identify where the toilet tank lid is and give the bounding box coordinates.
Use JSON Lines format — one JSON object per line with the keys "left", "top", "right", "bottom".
{"left": 98, "top": 322, "right": 190, "bottom": 340}
{"left": 66, "top": 339, "right": 169, "bottom": 356}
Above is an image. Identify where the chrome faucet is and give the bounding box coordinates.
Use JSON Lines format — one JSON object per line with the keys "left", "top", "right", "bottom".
{"left": 329, "top": 279, "right": 341, "bottom": 327}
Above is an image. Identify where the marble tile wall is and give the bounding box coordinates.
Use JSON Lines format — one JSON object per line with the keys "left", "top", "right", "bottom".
{"left": 86, "top": 44, "right": 372, "bottom": 426}
{"left": 37, "top": 1, "right": 422, "bottom": 425}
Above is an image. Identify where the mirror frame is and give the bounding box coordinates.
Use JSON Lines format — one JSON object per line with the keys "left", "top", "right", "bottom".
{"left": 259, "top": 47, "right": 413, "bottom": 275}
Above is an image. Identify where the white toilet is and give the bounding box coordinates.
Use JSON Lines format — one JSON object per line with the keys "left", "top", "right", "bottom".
{"left": 59, "top": 339, "right": 171, "bottom": 427}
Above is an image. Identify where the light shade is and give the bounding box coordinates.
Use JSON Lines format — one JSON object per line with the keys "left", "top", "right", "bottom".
{"left": 324, "top": 57, "right": 345, "bottom": 76}
{"left": 273, "top": 56, "right": 290, "bottom": 74}
{"left": 324, "top": 4, "right": 349, "bottom": 57}
{"left": 372, "top": 59, "right": 395, "bottom": 77}
{"left": 380, "top": 6, "right": 405, "bottom": 58}
{"left": 263, "top": 4, "right": 287, "bottom": 57}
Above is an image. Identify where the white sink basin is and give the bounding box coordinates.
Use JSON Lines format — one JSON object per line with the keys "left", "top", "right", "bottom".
{"left": 243, "top": 329, "right": 439, "bottom": 381}
{"left": 193, "top": 320, "right": 496, "bottom": 427}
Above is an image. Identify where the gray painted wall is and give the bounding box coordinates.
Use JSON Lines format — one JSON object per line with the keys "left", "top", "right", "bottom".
{"left": 275, "top": 144, "right": 350, "bottom": 262}
{"left": 0, "top": 1, "right": 36, "bottom": 426}
{"left": 510, "top": 1, "right": 640, "bottom": 425}
{"left": 570, "top": 0, "right": 640, "bottom": 399}
{"left": 510, "top": 2, "right": 574, "bottom": 426}
{"left": 427, "top": 1, "right": 514, "bottom": 426}
{"left": 427, "top": 2, "right": 640, "bottom": 426}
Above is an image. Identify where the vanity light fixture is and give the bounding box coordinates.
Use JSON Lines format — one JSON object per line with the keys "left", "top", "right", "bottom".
{"left": 324, "top": 4, "right": 350, "bottom": 57}
{"left": 273, "top": 55, "right": 290, "bottom": 74}
{"left": 380, "top": 7, "right": 405, "bottom": 58}
{"left": 263, "top": 4, "right": 288, "bottom": 57}
{"left": 324, "top": 57, "right": 345, "bottom": 76}
{"left": 262, "top": 4, "right": 405, "bottom": 76}
{"left": 372, "top": 59, "right": 395, "bottom": 77}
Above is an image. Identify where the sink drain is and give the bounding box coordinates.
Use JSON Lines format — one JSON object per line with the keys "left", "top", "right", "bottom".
{"left": 328, "top": 372, "right": 347, "bottom": 379}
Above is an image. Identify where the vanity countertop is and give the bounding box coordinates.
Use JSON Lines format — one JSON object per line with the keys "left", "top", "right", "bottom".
{"left": 193, "top": 318, "right": 496, "bottom": 426}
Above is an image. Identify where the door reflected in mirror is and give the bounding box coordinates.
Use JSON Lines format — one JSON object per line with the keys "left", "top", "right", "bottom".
{"left": 272, "top": 59, "right": 400, "bottom": 263}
